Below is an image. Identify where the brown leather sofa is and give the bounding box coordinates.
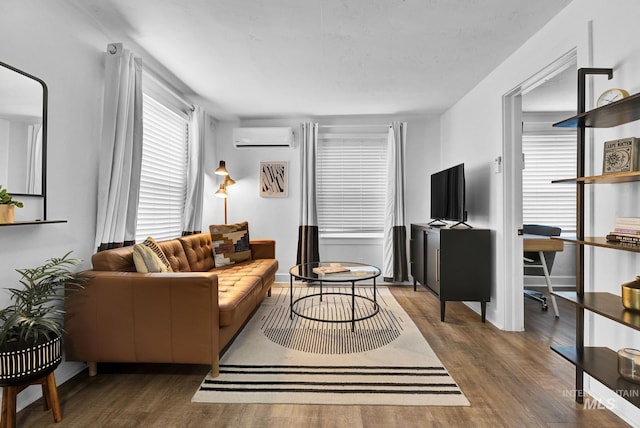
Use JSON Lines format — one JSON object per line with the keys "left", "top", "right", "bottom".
{"left": 64, "top": 232, "right": 278, "bottom": 377}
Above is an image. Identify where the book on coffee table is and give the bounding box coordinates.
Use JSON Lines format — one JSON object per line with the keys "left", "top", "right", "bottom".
{"left": 313, "top": 266, "right": 350, "bottom": 275}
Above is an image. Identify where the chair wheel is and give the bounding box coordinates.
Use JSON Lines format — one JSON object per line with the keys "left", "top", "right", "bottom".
{"left": 542, "top": 305, "right": 548, "bottom": 311}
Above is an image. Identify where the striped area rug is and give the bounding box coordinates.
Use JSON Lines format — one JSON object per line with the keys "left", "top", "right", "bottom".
{"left": 192, "top": 285, "right": 469, "bottom": 406}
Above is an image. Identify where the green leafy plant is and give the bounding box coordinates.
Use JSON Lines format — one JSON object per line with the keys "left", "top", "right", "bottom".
{"left": 0, "top": 185, "right": 23, "bottom": 208}
{"left": 0, "top": 252, "right": 86, "bottom": 346}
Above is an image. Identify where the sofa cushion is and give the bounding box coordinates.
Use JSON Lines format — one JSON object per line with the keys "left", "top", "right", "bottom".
{"left": 211, "top": 259, "right": 278, "bottom": 290}
{"left": 133, "top": 237, "right": 173, "bottom": 273}
{"left": 179, "top": 233, "right": 214, "bottom": 272}
{"left": 158, "top": 239, "right": 192, "bottom": 272}
{"left": 209, "top": 222, "right": 252, "bottom": 267}
{"left": 92, "top": 246, "right": 136, "bottom": 272}
{"left": 217, "top": 275, "right": 262, "bottom": 327}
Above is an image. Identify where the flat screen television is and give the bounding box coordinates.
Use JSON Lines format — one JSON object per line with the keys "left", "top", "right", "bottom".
{"left": 429, "top": 163, "right": 468, "bottom": 227}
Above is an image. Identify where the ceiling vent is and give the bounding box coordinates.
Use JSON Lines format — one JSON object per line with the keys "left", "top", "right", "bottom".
{"left": 232, "top": 127, "right": 294, "bottom": 148}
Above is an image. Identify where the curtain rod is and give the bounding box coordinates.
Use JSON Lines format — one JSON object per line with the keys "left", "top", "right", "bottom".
{"left": 107, "top": 43, "right": 194, "bottom": 111}
{"left": 143, "top": 68, "right": 194, "bottom": 111}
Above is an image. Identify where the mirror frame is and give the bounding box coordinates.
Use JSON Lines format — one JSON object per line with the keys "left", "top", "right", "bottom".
{"left": 0, "top": 61, "right": 48, "bottom": 217}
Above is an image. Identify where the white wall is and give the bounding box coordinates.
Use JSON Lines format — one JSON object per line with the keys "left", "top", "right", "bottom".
{"left": 440, "top": 0, "right": 640, "bottom": 423}
{"left": 0, "top": 0, "right": 107, "bottom": 410}
{"left": 205, "top": 115, "right": 440, "bottom": 283}
{"left": 0, "top": 0, "right": 193, "bottom": 413}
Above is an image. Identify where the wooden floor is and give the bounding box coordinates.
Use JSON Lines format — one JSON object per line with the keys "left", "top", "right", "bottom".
{"left": 16, "top": 285, "right": 629, "bottom": 427}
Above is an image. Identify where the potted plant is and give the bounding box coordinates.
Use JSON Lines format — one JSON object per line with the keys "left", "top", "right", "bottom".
{"left": 0, "top": 185, "right": 23, "bottom": 224}
{"left": 0, "top": 252, "right": 85, "bottom": 385}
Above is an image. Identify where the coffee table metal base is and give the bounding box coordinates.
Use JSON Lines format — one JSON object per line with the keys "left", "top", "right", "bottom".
{"left": 289, "top": 278, "right": 378, "bottom": 332}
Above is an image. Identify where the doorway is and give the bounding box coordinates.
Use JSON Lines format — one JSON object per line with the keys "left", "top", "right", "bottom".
{"left": 502, "top": 49, "right": 577, "bottom": 331}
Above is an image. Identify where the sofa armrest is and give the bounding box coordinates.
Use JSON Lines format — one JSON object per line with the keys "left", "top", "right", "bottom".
{"left": 64, "top": 271, "right": 220, "bottom": 366}
{"left": 250, "top": 239, "right": 276, "bottom": 259}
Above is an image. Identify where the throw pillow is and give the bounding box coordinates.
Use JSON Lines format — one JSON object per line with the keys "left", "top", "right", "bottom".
{"left": 132, "top": 237, "right": 173, "bottom": 273}
{"left": 209, "top": 221, "right": 252, "bottom": 267}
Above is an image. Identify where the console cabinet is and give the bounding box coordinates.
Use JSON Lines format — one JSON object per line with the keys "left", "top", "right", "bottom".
{"left": 410, "top": 224, "right": 491, "bottom": 322}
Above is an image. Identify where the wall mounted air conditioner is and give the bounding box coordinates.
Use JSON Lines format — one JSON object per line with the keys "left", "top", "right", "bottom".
{"left": 232, "top": 127, "right": 294, "bottom": 148}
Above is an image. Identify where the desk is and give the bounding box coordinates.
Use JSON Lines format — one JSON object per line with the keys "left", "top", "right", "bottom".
{"left": 524, "top": 235, "right": 564, "bottom": 252}
{"left": 523, "top": 235, "right": 564, "bottom": 317}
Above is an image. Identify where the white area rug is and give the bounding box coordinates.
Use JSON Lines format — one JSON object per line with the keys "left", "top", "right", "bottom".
{"left": 192, "top": 285, "right": 469, "bottom": 406}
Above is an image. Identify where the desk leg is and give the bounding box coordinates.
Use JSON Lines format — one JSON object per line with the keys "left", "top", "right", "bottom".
{"left": 539, "top": 251, "right": 560, "bottom": 318}
{"left": 289, "top": 274, "right": 293, "bottom": 320}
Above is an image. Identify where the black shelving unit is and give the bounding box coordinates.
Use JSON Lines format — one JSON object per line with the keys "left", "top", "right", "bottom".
{"left": 552, "top": 68, "right": 640, "bottom": 407}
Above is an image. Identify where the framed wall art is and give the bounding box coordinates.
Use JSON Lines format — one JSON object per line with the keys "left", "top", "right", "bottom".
{"left": 260, "top": 161, "right": 288, "bottom": 197}
{"left": 602, "top": 137, "right": 640, "bottom": 174}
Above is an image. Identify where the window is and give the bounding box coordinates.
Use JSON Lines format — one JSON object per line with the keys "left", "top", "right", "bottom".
{"left": 316, "top": 125, "right": 388, "bottom": 237}
{"left": 135, "top": 93, "right": 189, "bottom": 242}
{"left": 522, "top": 126, "right": 576, "bottom": 234}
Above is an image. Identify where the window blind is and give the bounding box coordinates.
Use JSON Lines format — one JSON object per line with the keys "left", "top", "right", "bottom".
{"left": 135, "top": 93, "right": 189, "bottom": 242}
{"left": 316, "top": 126, "right": 388, "bottom": 236}
{"left": 522, "top": 132, "right": 576, "bottom": 233}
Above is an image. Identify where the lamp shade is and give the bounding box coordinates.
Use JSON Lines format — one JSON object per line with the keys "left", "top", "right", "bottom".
{"left": 214, "top": 183, "right": 228, "bottom": 198}
{"left": 215, "top": 160, "right": 229, "bottom": 176}
{"left": 224, "top": 175, "right": 236, "bottom": 186}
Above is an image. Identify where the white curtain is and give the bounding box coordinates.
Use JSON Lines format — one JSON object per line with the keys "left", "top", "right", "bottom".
{"left": 382, "top": 121, "right": 408, "bottom": 282}
{"left": 182, "top": 105, "right": 205, "bottom": 235}
{"left": 94, "top": 43, "right": 143, "bottom": 251}
{"left": 25, "top": 123, "right": 42, "bottom": 194}
{"left": 296, "top": 122, "right": 320, "bottom": 266}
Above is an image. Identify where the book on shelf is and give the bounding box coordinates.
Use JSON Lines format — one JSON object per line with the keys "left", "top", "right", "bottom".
{"left": 615, "top": 217, "right": 640, "bottom": 227}
{"left": 613, "top": 217, "right": 640, "bottom": 235}
{"left": 613, "top": 228, "right": 640, "bottom": 235}
{"left": 606, "top": 233, "right": 640, "bottom": 244}
{"left": 312, "top": 266, "right": 350, "bottom": 275}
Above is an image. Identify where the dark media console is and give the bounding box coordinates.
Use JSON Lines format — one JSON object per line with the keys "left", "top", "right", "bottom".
{"left": 410, "top": 223, "right": 492, "bottom": 322}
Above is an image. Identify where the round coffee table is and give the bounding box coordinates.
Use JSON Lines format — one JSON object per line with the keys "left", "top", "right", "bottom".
{"left": 289, "top": 262, "right": 381, "bottom": 331}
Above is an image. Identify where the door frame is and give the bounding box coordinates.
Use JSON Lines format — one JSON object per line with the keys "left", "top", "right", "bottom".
{"left": 501, "top": 49, "right": 577, "bottom": 331}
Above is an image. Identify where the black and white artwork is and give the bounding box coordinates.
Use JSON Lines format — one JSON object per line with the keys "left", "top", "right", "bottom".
{"left": 260, "top": 161, "right": 288, "bottom": 197}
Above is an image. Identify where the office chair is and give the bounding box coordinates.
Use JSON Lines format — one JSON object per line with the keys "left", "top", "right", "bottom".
{"left": 523, "top": 224, "right": 562, "bottom": 317}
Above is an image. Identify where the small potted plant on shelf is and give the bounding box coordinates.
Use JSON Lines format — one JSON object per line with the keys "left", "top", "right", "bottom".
{"left": 0, "top": 252, "right": 86, "bottom": 385}
{"left": 0, "top": 185, "right": 23, "bottom": 224}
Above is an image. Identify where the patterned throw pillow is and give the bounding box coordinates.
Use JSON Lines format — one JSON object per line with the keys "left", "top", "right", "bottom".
{"left": 209, "top": 221, "right": 252, "bottom": 267}
{"left": 132, "top": 237, "right": 173, "bottom": 273}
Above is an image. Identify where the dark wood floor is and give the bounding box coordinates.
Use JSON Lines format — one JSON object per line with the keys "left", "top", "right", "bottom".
{"left": 17, "top": 285, "right": 628, "bottom": 427}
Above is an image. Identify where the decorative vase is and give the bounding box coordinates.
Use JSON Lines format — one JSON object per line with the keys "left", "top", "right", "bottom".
{"left": 0, "top": 205, "right": 14, "bottom": 224}
{"left": 0, "top": 335, "right": 62, "bottom": 386}
{"left": 621, "top": 276, "right": 640, "bottom": 311}
{"left": 617, "top": 348, "right": 640, "bottom": 384}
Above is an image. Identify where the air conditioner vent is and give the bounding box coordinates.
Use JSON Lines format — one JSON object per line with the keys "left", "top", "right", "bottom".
{"left": 233, "top": 127, "right": 294, "bottom": 148}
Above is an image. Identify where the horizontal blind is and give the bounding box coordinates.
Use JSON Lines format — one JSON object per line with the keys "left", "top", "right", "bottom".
{"left": 317, "top": 126, "right": 388, "bottom": 236}
{"left": 135, "top": 93, "right": 189, "bottom": 242}
{"left": 522, "top": 132, "right": 576, "bottom": 233}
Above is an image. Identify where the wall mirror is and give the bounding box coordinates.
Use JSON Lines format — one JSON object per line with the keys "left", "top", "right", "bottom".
{"left": 0, "top": 61, "right": 47, "bottom": 197}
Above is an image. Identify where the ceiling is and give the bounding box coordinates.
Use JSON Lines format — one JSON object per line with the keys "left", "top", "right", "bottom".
{"left": 66, "top": 0, "right": 574, "bottom": 120}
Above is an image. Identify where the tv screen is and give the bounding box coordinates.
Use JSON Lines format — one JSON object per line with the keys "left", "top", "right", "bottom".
{"left": 430, "top": 163, "right": 466, "bottom": 224}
